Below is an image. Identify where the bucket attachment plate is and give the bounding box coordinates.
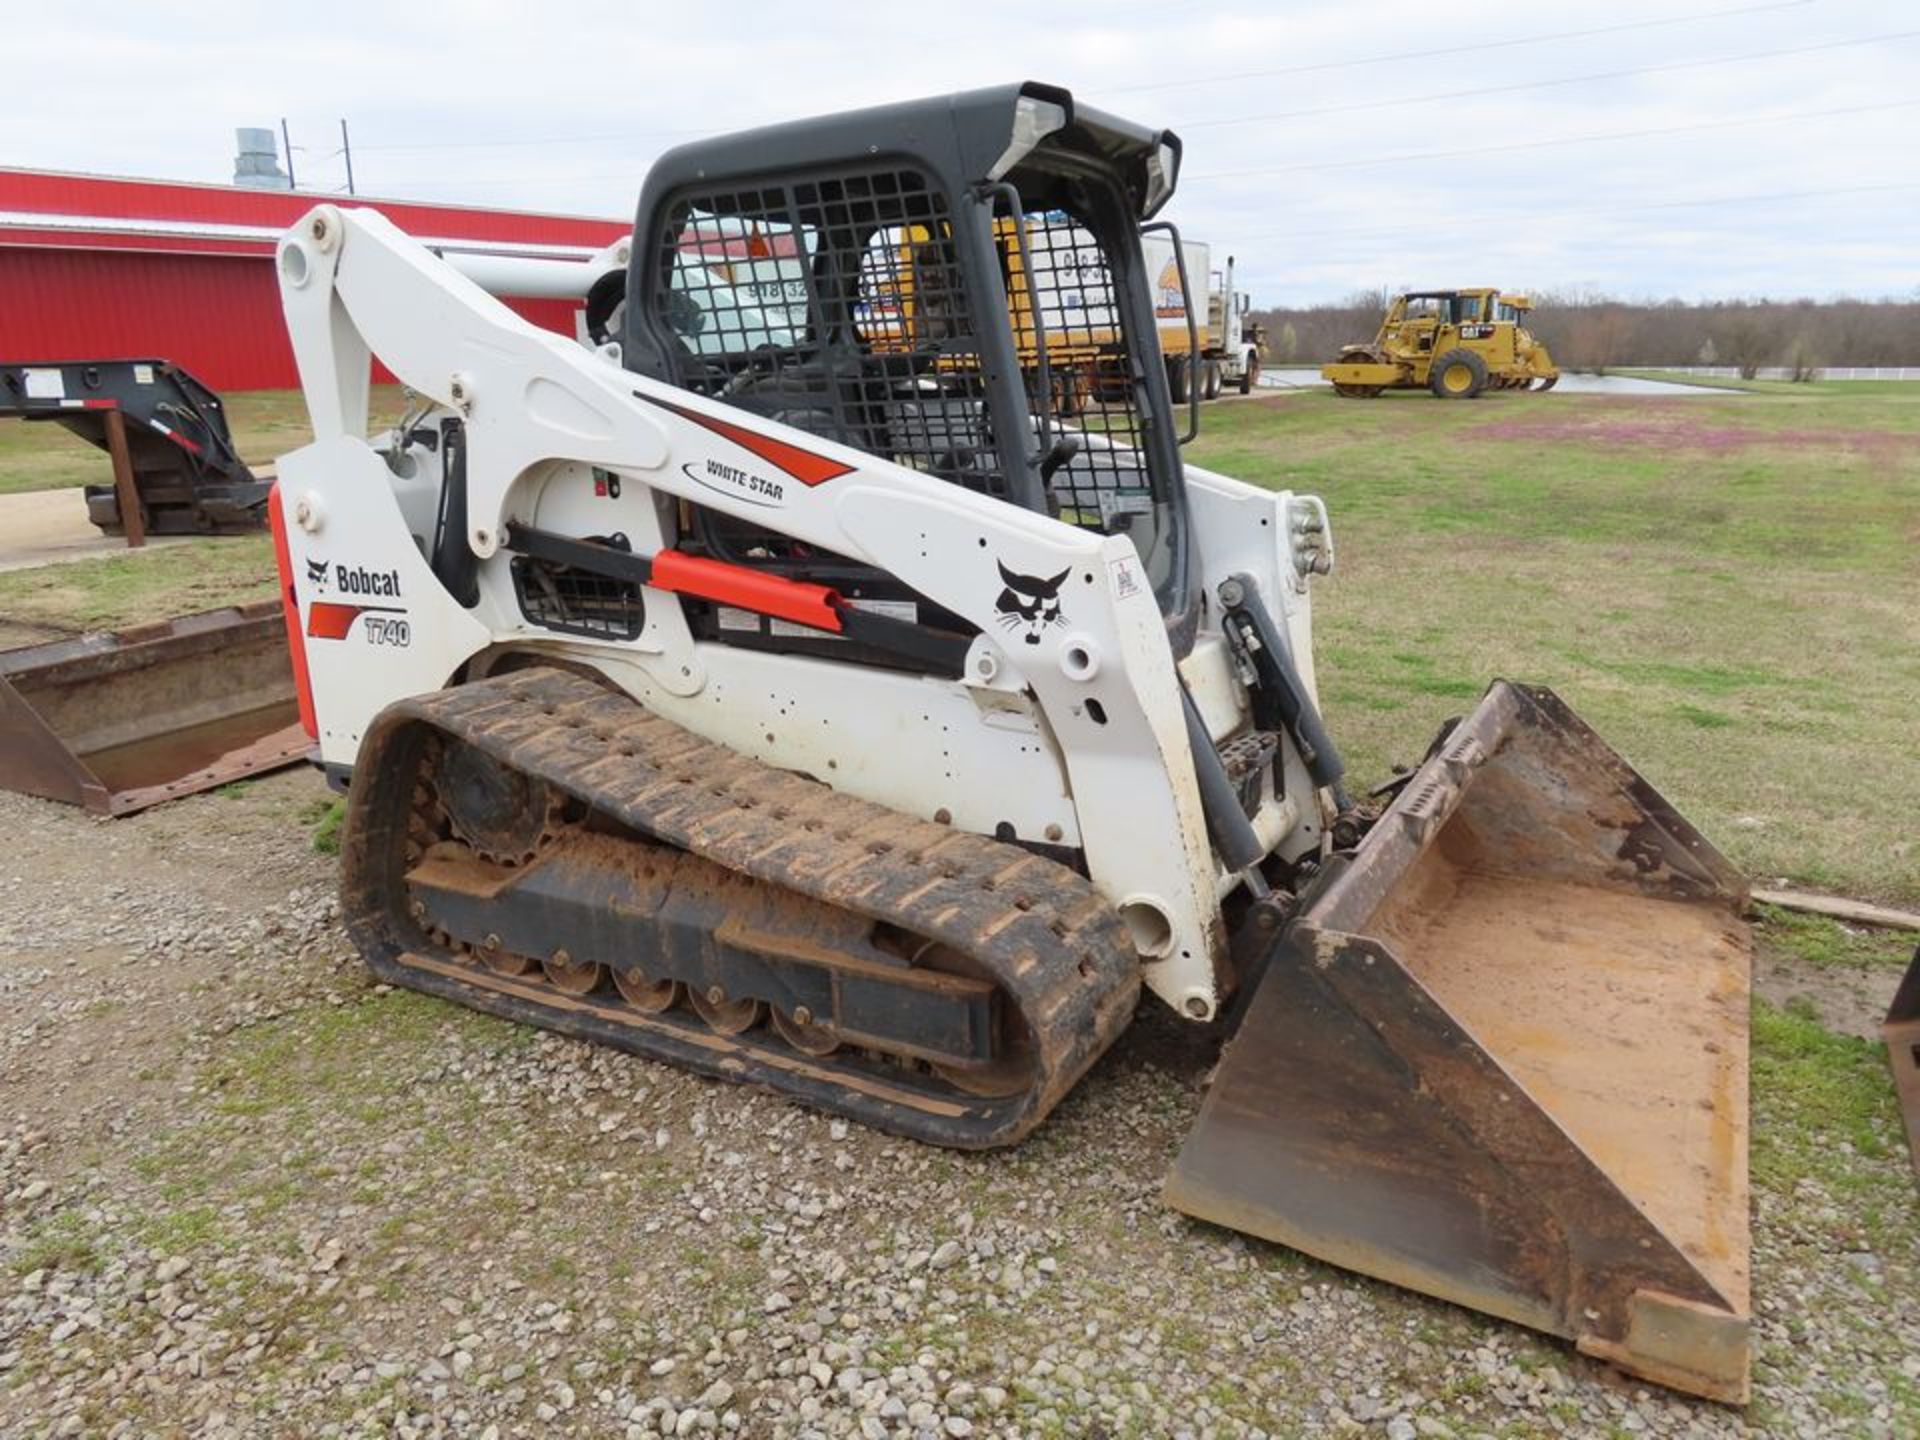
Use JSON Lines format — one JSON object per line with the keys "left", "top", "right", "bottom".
{"left": 1167, "top": 682, "right": 1753, "bottom": 1402}
{"left": 1886, "top": 951, "right": 1920, "bottom": 1183}
{"left": 0, "top": 604, "right": 307, "bottom": 815}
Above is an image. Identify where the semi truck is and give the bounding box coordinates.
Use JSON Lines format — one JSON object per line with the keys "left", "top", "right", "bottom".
{"left": 1142, "top": 238, "right": 1264, "bottom": 399}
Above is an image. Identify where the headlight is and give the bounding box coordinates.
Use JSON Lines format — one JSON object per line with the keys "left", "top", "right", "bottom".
{"left": 1143, "top": 141, "right": 1178, "bottom": 214}
{"left": 988, "top": 97, "right": 1070, "bottom": 182}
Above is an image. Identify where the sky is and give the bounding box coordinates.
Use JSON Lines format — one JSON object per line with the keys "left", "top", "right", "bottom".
{"left": 6, "top": 0, "right": 1916, "bottom": 306}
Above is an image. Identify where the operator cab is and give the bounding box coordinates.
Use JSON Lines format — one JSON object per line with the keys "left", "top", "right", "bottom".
{"left": 620, "top": 83, "right": 1197, "bottom": 665}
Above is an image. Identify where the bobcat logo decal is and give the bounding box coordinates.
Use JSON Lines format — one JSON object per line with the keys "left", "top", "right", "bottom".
{"left": 994, "top": 561, "right": 1070, "bottom": 645}
{"left": 305, "top": 557, "right": 330, "bottom": 589}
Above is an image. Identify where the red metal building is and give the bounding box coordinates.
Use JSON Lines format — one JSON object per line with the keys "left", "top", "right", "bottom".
{"left": 0, "top": 169, "right": 630, "bottom": 390}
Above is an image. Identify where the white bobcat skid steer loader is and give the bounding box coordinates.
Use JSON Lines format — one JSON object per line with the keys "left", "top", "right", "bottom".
{"left": 269, "top": 83, "right": 1753, "bottom": 1400}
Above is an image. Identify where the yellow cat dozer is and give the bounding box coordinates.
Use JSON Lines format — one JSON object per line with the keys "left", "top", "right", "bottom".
{"left": 1324, "top": 288, "right": 1559, "bottom": 398}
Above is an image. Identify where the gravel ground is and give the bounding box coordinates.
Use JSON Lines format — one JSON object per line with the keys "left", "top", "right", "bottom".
{"left": 1, "top": 773, "right": 1914, "bottom": 1439}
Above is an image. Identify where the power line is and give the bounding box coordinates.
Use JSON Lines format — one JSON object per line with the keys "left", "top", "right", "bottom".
{"left": 374, "top": 166, "right": 652, "bottom": 191}
{"left": 1102, "top": 0, "right": 1813, "bottom": 94}
{"left": 373, "top": 89, "right": 1920, "bottom": 193}
{"left": 337, "top": 0, "right": 1819, "bottom": 158}
{"left": 1220, "top": 181, "right": 1920, "bottom": 248}
{"left": 1175, "top": 29, "right": 1920, "bottom": 130}
{"left": 368, "top": 93, "right": 1917, "bottom": 196}
{"left": 1185, "top": 97, "right": 1920, "bottom": 181}
{"left": 353, "top": 122, "right": 710, "bottom": 153}
{"left": 1619, "top": 179, "right": 1920, "bottom": 214}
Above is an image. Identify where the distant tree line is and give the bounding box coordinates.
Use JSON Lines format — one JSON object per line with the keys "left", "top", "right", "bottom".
{"left": 1252, "top": 291, "right": 1920, "bottom": 378}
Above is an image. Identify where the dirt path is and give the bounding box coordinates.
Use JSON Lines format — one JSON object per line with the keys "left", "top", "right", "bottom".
{"left": 0, "top": 491, "right": 196, "bottom": 575}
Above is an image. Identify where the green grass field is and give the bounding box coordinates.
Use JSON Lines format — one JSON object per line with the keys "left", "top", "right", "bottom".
{"left": 0, "top": 419, "right": 119, "bottom": 495}
{"left": 1, "top": 381, "right": 1913, "bottom": 1428}
{"left": 1195, "top": 384, "right": 1919, "bottom": 905}
{"left": 0, "top": 535, "right": 276, "bottom": 630}
{"left": 2, "top": 381, "right": 1915, "bottom": 903}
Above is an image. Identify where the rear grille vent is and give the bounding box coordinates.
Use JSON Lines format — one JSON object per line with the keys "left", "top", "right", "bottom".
{"left": 511, "top": 541, "right": 645, "bottom": 641}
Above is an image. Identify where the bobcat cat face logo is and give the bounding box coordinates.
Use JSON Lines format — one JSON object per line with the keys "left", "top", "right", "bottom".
{"left": 994, "top": 561, "right": 1070, "bottom": 645}
{"left": 305, "top": 557, "right": 330, "bottom": 589}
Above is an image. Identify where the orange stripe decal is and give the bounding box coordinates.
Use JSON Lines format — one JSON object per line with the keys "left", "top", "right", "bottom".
{"left": 307, "top": 601, "right": 365, "bottom": 641}
{"left": 267, "top": 485, "right": 319, "bottom": 739}
{"left": 645, "top": 395, "right": 855, "bottom": 488}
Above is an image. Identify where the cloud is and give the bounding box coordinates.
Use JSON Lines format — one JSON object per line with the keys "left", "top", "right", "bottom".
{"left": 6, "top": 0, "right": 1915, "bottom": 302}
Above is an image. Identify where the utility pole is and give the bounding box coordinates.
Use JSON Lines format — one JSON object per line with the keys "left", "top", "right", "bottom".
{"left": 339, "top": 119, "right": 356, "bottom": 195}
{"left": 280, "top": 117, "right": 297, "bottom": 190}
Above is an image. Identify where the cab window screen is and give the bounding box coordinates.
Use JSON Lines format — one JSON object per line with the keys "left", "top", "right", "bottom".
{"left": 651, "top": 168, "right": 1006, "bottom": 502}
{"left": 1012, "top": 209, "right": 1159, "bottom": 561}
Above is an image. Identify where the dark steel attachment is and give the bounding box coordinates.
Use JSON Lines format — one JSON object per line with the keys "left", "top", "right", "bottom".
{"left": 0, "top": 604, "right": 307, "bottom": 815}
{"left": 1167, "top": 681, "right": 1754, "bottom": 1402}
{"left": 0, "top": 359, "right": 266, "bottom": 535}
{"left": 1886, "top": 949, "right": 1920, "bottom": 1183}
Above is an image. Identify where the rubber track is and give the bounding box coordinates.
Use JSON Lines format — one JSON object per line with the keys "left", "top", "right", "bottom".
{"left": 340, "top": 668, "right": 1142, "bottom": 1148}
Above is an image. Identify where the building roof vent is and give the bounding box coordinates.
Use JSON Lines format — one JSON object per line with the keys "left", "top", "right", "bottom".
{"left": 233, "top": 127, "right": 291, "bottom": 190}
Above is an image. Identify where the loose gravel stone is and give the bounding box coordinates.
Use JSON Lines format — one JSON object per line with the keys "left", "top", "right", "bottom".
{"left": 0, "top": 773, "right": 1911, "bottom": 1439}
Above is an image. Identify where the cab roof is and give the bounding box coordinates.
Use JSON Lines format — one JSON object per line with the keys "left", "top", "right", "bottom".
{"left": 637, "top": 82, "right": 1183, "bottom": 226}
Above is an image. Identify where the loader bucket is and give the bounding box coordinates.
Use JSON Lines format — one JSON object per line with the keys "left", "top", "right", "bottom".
{"left": 1167, "top": 681, "right": 1753, "bottom": 1402}
{"left": 0, "top": 603, "right": 308, "bottom": 816}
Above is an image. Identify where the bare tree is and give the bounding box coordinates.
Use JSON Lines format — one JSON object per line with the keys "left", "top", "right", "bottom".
{"left": 1713, "top": 310, "right": 1782, "bottom": 380}
{"left": 1249, "top": 291, "right": 1920, "bottom": 371}
{"left": 1785, "top": 332, "right": 1821, "bottom": 383}
{"left": 1556, "top": 301, "right": 1639, "bottom": 374}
